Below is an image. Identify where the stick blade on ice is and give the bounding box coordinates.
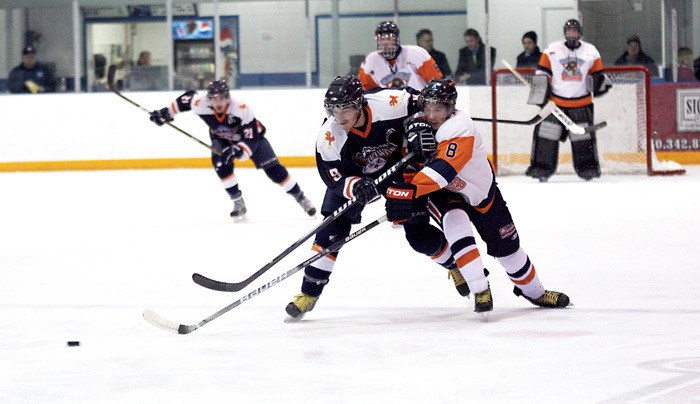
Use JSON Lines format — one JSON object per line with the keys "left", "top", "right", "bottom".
{"left": 143, "top": 309, "right": 198, "bottom": 334}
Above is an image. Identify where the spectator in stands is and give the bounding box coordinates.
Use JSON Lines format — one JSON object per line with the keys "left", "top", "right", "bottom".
{"left": 7, "top": 46, "right": 56, "bottom": 94}
{"left": 677, "top": 47, "right": 697, "bottom": 82}
{"left": 137, "top": 51, "right": 152, "bottom": 66}
{"left": 516, "top": 31, "right": 542, "bottom": 68}
{"left": 614, "top": 35, "right": 658, "bottom": 77}
{"left": 695, "top": 54, "right": 700, "bottom": 81}
{"left": 455, "top": 28, "right": 496, "bottom": 85}
{"left": 416, "top": 29, "right": 452, "bottom": 79}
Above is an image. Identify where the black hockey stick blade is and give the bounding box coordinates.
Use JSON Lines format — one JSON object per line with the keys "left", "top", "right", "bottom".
{"left": 191, "top": 153, "right": 414, "bottom": 293}
{"left": 471, "top": 100, "right": 557, "bottom": 126}
{"left": 584, "top": 121, "right": 607, "bottom": 133}
{"left": 144, "top": 215, "right": 388, "bottom": 334}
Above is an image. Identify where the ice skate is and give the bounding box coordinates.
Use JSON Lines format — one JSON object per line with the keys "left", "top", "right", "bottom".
{"left": 230, "top": 196, "right": 247, "bottom": 220}
{"left": 295, "top": 193, "right": 317, "bottom": 216}
{"left": 474, "top": 283, "right": 493, "bottom": 317}
{"left": 285, "top": 292, "right": 319, "bottom": 321}
{"left": 525, "top": 166, "right": 553, "bottom": 182}
{"left": 448, "top": 269, "right": 470, "bottom": 297}
{"left": 513, "top": 286, "right": 571, "bottom": 308}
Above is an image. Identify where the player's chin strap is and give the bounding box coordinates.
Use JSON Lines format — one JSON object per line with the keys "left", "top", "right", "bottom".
{"left": 144, "top": 214, "right": 389, "bottom": 334}
{"left": 502, "top": 60, "right": 606, "bottom": 135}
{"left": 107, "top": 76, "right": 222, "bottom": 155}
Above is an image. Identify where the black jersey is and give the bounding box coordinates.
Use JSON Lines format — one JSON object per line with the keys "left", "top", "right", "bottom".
{"left": 315, "top": 88, "right": 419, "bottom": 199}
{"left": 167, "top": 90, "right": 265, "bottom": 159}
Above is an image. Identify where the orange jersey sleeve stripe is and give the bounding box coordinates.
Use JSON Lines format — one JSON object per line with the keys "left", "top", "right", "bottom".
{"left": 358, "top": 67, "right": 379, "bottom": 90}
{"left": 590, "top": 58, "right": 604, "bottom": 74}
{"left": 436, "top": 136, "right": 474, "bottom": 174}
{"left": 416, "top": 58, "right": 443, "bottom": 82}
{"left": 538, "top": 53, "right": 552, "bottom": 71}
{"left": 412, "top": 171, "right": 443, "bottom": 197}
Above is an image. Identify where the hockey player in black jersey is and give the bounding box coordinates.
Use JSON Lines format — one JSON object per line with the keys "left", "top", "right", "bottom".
{"left": 285, "top": 76, "right": 468, "bottom": 320}
{"left": 149, "top": 79, "right": 316, "bottom": 219}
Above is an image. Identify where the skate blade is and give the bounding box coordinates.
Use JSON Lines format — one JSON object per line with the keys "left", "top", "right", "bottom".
{"left": 231, "top": 214, "right": 248, "bottom": 223}
{"left": 284, "top": 314, "right": 305, "bottom": 323}
{"left": 476, "top": 311, "right": 491, "bottom": 322}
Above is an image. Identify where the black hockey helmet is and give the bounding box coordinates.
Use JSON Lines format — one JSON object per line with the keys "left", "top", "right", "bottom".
{"left": 563, "top": 19, "right": 582, "bottom": 47}
{"left": 418, "top": 78, "right": 458, "bottom": 112}
{"left": 375, "top": 21, "right": 400, "bottom": 60}
{"left": 207, "top": 79, "right": 230, "bottom": 99}
{"left": 324, "top": 75, "right": 365, "bottom": 116}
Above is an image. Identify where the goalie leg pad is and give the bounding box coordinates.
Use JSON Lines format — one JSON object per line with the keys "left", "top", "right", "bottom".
{"left": 526, "top": 119, "right": 561, "bottom": 179}
{"left": 567, "top": 105, "right": 600, "bottom": 179}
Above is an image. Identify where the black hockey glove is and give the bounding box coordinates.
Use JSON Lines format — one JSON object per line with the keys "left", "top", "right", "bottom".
{"left": 385, "top": 182, "right": 428, "bottom": 224}
{"left": 352, "top": 178, "right": 379, "bottom": 204}
{"left": 149, "top": 107, "right": 173, "bottom": 126}
{"left": 405, "top": 118, "right": 437, "bottom": 163}
{"left": 220, "top": 143, "right": 244, "bottom": 165}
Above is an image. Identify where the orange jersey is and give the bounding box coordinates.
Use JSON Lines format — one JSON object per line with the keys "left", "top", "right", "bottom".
{"left": 411, "top": 110, "right": 494, "bottom": 209}
{"left": 358, "top": 45, "right": 442, "bottom": 91}
{"left": 537, "top": 40, "right": 604, "bottom": 108}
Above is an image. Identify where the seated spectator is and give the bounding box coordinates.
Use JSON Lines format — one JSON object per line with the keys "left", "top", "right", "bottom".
{"left": 614, "top": 35, "right": 658, "bottom": 77}
{"left": 455, "top": 28, "right": 496, "bottom": 85}
{"left": 516, "top": 31, "right": 542, "bottom": 68}
{"left": 677, "top": 47, "right": 697, "bottom": 82}
{"left": 693, "top": 54, "right": 700, "bottom": 81}
{"left": 416, "top": 29, "right": 452, "bottom": 79}
{"left": 7, "top": 46, "right": 56, "bottom": 94}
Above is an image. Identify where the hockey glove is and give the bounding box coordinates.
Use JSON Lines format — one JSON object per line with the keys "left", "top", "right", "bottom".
{"left": 352, "top": 178, "right": 380, "bottom": 204}
{"left": 220, "top": 143, "right": 244, "bottom": 165}
{"left": 385, "top": 182, "right": 428, "bottom": 223}
{"left": 149, "top": 107, "right": 173, "bottom": 126}
{"left": 405, "top": 118, "right": 437, "bottom": 163}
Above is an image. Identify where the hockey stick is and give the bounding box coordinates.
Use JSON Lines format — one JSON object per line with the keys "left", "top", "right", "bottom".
{"left": 107, "top": 77, "right": 221, "bottom": 155}
{"left": 192, "top": 152, "right": 415, "bottom": 292}
{"left": 502, "top": 60, "right": 606, "bottom": 135}
{"left": 472, "top": 100, "right": 557, "bottom": 126}
{"left": 144, "top": 214, "right": 388, "bottom": 334}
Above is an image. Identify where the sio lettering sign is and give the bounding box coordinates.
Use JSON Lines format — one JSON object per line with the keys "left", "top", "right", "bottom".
{"left": 676, "top": 88, "right": 700, "bottom": 132}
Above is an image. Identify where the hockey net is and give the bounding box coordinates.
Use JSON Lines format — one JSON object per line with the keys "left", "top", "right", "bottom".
{"left": 491, "top": 65, "right": 685, "bottom": 176}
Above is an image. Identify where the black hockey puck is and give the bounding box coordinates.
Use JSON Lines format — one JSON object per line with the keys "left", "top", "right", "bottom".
{"left": 67, "top": 341, "right": 80, "bottom": 347}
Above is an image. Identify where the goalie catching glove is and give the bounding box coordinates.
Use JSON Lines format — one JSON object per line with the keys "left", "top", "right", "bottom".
{"left": 405, "top": 118, "right": 437, "bottom": 163}
{"left": 384, "top": 182, "right": 428, "bottom": 223}
{"left": 149, "top": 107, "right": 174, "bottom": 126}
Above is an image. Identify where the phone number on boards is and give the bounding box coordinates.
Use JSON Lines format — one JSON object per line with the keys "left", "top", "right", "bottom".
{"left": 653, "top": 138, "right": 700, "bottom": 151}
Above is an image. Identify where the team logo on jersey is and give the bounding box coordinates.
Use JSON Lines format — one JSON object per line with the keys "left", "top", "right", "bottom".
{"left": 499, "top": 223, "right": 518, "bottom": 240}
{"left": 239, "top": 104, "right": 247, "bottom": 109}
{"left": 352, "top": 143, "right": 398, "bottom": 174}
{"left": 212, "top": 126, "right": 240, "bottom": 142}
{"left": 559, "top": 57, "right": 583, "bottom": 81}
{"left": 389, "top": 95, "right": 400, "bottom": 106}
{"left": 445, "top": 176, "right": 466, "bottom": 192}
{"left": 380, "top": 72, "right": 411, "bottom": 88}
{"left": 324, "top": 131, "right": 335, "bottom": 146}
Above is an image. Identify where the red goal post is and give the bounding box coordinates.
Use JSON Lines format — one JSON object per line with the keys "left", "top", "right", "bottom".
{"left": 490, "top": 65, "right": 685, "bottom": 176}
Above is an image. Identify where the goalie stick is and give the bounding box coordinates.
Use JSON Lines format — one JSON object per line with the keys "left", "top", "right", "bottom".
{"left": 192, "top": 152, "right": 415, "bottom": 292}
{"left": 143, "top": 214, "right": 388, "bottom": 334}
{"left": 107, "top": 77, "right": 221, "bottom": 155}
{"left": 471, "top": 100, "right": 557, "bottom": 126}
{"left": 502, "top": 60, "right": 607, "bottom": 135}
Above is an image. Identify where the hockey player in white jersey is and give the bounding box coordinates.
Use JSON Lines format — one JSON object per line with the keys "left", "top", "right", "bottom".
{"left": 149, "top": 80, "right": 316, "bottom": 219}
{"left": 385, "top": 78, "right": 571, "bottom": 315}
{"left": 358, "top": 21, "right": 443, "bottom": 91}
{"left": 526, "top": 19, "right": 612, "bottom": 181}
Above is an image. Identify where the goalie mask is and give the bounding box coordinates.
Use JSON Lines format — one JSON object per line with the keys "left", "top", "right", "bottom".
{"left": 418, "top": 78, "right": 458, "bottom": 114}
{"left": 375, "top": 21, "right": 400, "bottom": 60}
{"left": 207, "top": 79, "right": 230, "bottom": 100}
{"left": 324, "top": 75, "right": 365, "bottom": 117}
{"left": 563, "top": 19, "right": 582, "bottom": 48}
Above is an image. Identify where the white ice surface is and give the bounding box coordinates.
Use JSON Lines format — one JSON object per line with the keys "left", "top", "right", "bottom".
{"left": 1, "top": 167, "right": 699, "bottom": 403}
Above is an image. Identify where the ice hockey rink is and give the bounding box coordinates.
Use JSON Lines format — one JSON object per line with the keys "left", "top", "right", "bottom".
{"left": 1, "top": 165, "right": 699, "bottom": 403}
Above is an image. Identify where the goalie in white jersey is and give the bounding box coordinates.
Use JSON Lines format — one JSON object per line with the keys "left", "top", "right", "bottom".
{"left": 384, "top": 78, "right": 571, "bottom": 315}
{"left": 358, "top": 21, "right": 443, "bottom": 91}
{"left": 526, "top": 19, "right": 612, "bottom": 181}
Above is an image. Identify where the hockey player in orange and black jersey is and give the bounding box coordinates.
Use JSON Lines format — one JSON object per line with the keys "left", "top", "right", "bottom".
{"left": 285, "top": 75, "right": 468, "bottom": 320}
{"left": 148, "top": 79, "right": 316, "bottom": 219}
{"left": 384, "top": 78, "right": 571, "bottom": 315}
{"left": 358, "top": 21, "right": 443, "bottom": 91}
{"left": 526, "top": 19, "right": 612, "bottom": 181}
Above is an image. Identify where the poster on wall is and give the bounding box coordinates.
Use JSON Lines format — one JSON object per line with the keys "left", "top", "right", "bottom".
{"left": 676, "top": 88, "right": 700, "bottom": 132}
